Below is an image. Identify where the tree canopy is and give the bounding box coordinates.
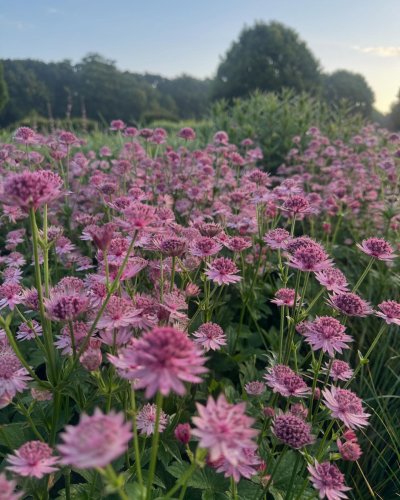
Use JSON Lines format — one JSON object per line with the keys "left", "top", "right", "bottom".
{"left": 211, "top": 21, "right": 321, "bottom": 101}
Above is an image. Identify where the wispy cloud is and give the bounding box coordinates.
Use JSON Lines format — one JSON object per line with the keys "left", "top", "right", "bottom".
{"left": 353, "top": 45, "right": 400, "bottom": 57}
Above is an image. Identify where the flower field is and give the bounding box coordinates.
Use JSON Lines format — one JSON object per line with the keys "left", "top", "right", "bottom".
{"left": 0, "top": 122, "right": 399, "bottom": 499}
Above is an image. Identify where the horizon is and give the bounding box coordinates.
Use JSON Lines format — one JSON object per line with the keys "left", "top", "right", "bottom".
{"left": 1, "top": 0, "right": 400, "bottom": 112}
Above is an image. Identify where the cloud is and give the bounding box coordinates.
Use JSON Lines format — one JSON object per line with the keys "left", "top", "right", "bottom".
{"left": 353, "top": 45, "right": 400, "bottom": 58}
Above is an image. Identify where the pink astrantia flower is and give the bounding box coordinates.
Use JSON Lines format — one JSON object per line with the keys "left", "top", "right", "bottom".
{"left": 177, "top": 127, "right": 196, "bottom": 141}
{"left": 13, "top": 126, "right": 38, "bottom": 145}
{"left": 212, "top": 446, "right": 262, "bottom": 482}
{"left": 58, "top": 409, "right": 132, "bottom": 468}
{"left": 271, "top": 288, "right": 298, "bottom": 307}
{"left": 244, "top": 381, "right": 266, "bottom": 396}
{"left": 44, "top": 287, "right": 89, "bottom": 321}
{"left": 322, "top": 387, "right": 370, "bottom": 429}
{"left": 264, "top": 364, "right": 310, "bottom": 398}
{"left": 192, "top": 394, "right": 258, "bottom": 466}
{"left": 281, "top": 195, "right": 313, "bottom": 215}
{"left": 16, "top": 320, "right": 43, "bottom": 341}
{"left": 263, "top": 228, "right": 290, "bottom": 250}
{"left": 376, "top": 300, "right": 400, "bottom": 325}
{"left": 288, "top": 245, "right": 332, "bottom": 272}
{"left": 0, "top": 472, "right": 22, "bottom": 499}
{"left": 0, "top": 283, "right": 23, "bottom": 310}
{"left": 7, "top": 441, "right": 59, "bottom": 479}
{"left": 356, "top": 237, "right": 396, "bottom": 261}
{"left": 118, "top": 327, "right": 207, "bottom": 398}
{"left": 302, "top": 316, "right": 352, "bottom": 357}
{"left": 308, "top": 461, "right": 351, "bottom": 500}
{"left": 224, "top": 236, "right": 252, "bottom": 253}
{"left": 96, "top": 296, "right": 142, "bottom": 332}
{"left": 205, "top": 257, "right": 241, "bottom": 286}
{"left": 136, "top": 403, "right": 169, "bottom": 436}
{"left": 326, "top": 360, "right": 353, "bottom": 382}
{"left": 315, "top": 268, "right": 349, "bottom": 294}
{"left": 192, "top": 322, "right": 227, "bottom": 351}
{"left": 110, "top": 119, "right": 126, "bottom": 131}
{"left": 272, "top": 413, "right": 315, "bottom": 449}
{"left": 337, "top": 439, "right": 362, "bottom": 461}
{"left": 327, "top": 293, "right": 373, "bottom": 317}
{"left": 174, "top": 422, "right": 191, "bottom": 444}
{"left": 0, "top": 345, "right": 31, "bottom": 399}
{"left": 190, "top": 237, "right": 222, "bottom": 258}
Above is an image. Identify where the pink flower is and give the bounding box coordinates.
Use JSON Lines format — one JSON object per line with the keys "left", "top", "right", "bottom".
{"left": 0, "top": 345, "right": 31, "bottom": 399}
{"left": 326, "top": 360, "right": 353, "bottom": 382}
{"left": 0, "top": 472, "right": 22, "bottom": 499}
{"left": 110, "top": 119, "right": 126, "bottom": 131}
{"left": 301, "top": 316, "right": 352, "bottom": 357}
{"left": 177, "top": 127, "right": 196, "bottom": 141}
{"left": 264, "top": 364, "right": 310, "bottom": 398}
{"left": 315, "top": 267, "right": 349, "bottom": 294}
{"left": 156, "top": 237, "right": 187, "bottom": 257}
{"left": 96, "top": 296, "right": 142, "bottom": 332}
{"left": 116, "top": 327, "right": 207, "bottom": 398}
{"left": 327, "top": 293, "right": 373, "bottom": 317}
{"left": 212, "top": 446, "right": 262, "bottom": 482}
{"left": 192, "top": 394, "right": 258, "bottom": 465}
{"left": 281, "top": 195, "right": 313, "bottom": 215}
{"left": 271, "top": 288, "right": 298, "bottom": 307}
{"left": 288, "top": 245, "right": 332, "bottom": 272}
{"left": 205, "top": 257, "right": 241, "bottom": 286}
{"left": 190, "top": 237, "right": 222, "bottom": 257}
{"left": 16, "top": 320, "right": 43, "bottom": 341}
{"left": 192, "top": 322, "right": 226, "bottom": 351}
{"left": 356, "top": 237, "right": 396, "bottom": 261}
{"left": 0, "top": 170, "right": 63, "bottom": 212}
{"left": 224, "top": 236, "right": 252, "bottom": 253}
{"left": 244, "top": 381, "right": 266, "bottom": 396}
{"left": 337, "top": 439, "right": 362, "bottom": 461}
{"left": 58, "top": 409, "right": 132, "bottom": 468}
{"left": 44, "top": 287, "right": 89, "bottom": 321}
{"left": 120, "top": 202, "right": 156, "bottom": 231}
{"left": 13, "top": 126, "right": 38, "bottom": 145}
{"left": 272, "top": 413, "right": 315, "bottom": 448}
{"left": 376, "top": 300, "right": 400, "bottom": 325}
{"left": 0, "top": 283, "right": 22, "bottom": 310}
{"left": 174, "top": 423, "right": 191, "bottom": 444}
{"left": 136, "top": 403, "right": 169, "bottom": 436}
{"left": 7, "top": 441, "right": 58, "bottom": 479}
{"left": 263, "top": 228, "right": 290, "bottom": 250}
{"left": 308, "top": 461, "right": 351, "bottom": 500}
{"left": 322, "top": 387, "right": 370, "bottom": 429}
{"left": 213, "top": 131, "right": 229, "bottom": 145}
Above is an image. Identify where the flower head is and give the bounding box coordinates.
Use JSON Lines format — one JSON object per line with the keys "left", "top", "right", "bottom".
{"left": 263, "top": 228, "right": 290, "bottom": 250}
{"left": 271, "top": 288, "right": 298, "bottom": 307}
{"left": 357, "top": 238, "right": 395, "bottom": 261}
{"left": 177, "top": 127, "right": 196, "bottom": 141}
{"left": 337, "top": 439, "right": 362, "bottom": 461}
{"left": 211, "top": 447, "right": 262, "bottom": 483}
{"left": 13, "top": 126, "right": 38, "bottom": 145}
{"left": 117, "top": 327, "right": 207, "bottom": 398}
{"left": 0, "top": 283, "right": 22, "bottom": 310}
{"left": 376, "top": 300, "right": 400, "bottom": 325}
{"left": 327, "top": 360, "right": 353, "bottom": 382}
{"left": 44, "top": 287, "right": 89, "bottom": 321}
{"left": 315, "top": 268, "right": 349, "bottom": 294}
{"left": 0, "top": 345, "right": 31, "bottom": 399}
{"left": 264, "top": 364, "right": 310, "bottom": 398}
{"left": 288, "top": 245, "right": 332, "bottom": 272}
{"left": 136, "top": 403, "right": 169, "bottom": 436}
{"left": 308, "top": 461, "right": 351, "bottom": 500}
{"left": 205, "top": 257, "right": 241, "bottom": 286}
{"left": 244, "top": 381, "right": 266, "bottom": 396}
{"left": 190, "top": 237, "right": 222, "bottom": 258}
{"left": 327, "top": 293, "right": 373, "bottom": 317}
{"left": 7, "top": 441, "right": 58, "bottom": 479}
{"left": 58, "top": 409, "right": 132, "bottom": 468}
{"left": 302, "top": 316, "right": 352, "bottom": 357}
{"left": 192, "top": 322, "right": 226, "bottom": 351}
{"left": 272, "top": 413, "right": 314, "bottom": 448}
{"left": 322, "top": 387, "right": 370, "bottom": 429}
{"left": 192, "top": 394, "right": 258, "bottom": 466}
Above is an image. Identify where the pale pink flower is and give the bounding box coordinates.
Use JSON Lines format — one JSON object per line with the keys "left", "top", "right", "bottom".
{"left": 0, "top": 283, "right": 22, "bottom": 310}
{"left": 205, "top": 257, "right": 241, "bottom": 286}
{"left": 212, "top": 446, "right": 262, "bottom": 482}
{"left": 327, "top": 293, "right": 373, "bottom": 317}
{"left": 271, "top": 288, "right": 298, "bottom": 307}
{"left": 326, "top": 360, "right": 353, "bottom": 382}
{"left": 192, "top": 322, "right": 226, "bottom": 351}
{"left": 44, "top": 287, "right": 89, "bottom": 321}
{"left": 117, "top": 326, "right": 207, "bottom": 398}
{"left": 315, "top": 268, "right": 349, "bottom": 294}
{"left": 16, "top": 320, "right": 42, "bottom": 341}
{"left": 244, "top": 381, "right": 266, "bottom": 396}
{"left": 192, "top": 394, "right": 258, "bottom": 465}
{"left": 96, "top": 296, "right": 142, "bottom": 332}
{"left": 302, "top": 316, "right": 352, "bottom": 356}
{"left": 0, "top": 472, "right": 23, "bottom": 499}
{"left": 263, "top": 228, "right": 290, "bottom": 250}
{"left": 120, "top": 202, "right": 156, "bottom": 231}
{"left": 322, "top": 387, "right": 370, "bottom": 429}
{"left": 264, "top": 364, "right": 310, "bottom": 398}
{"left": 58, "top": 409, "right": 132, "bottom": 468}
{"left": 288, "top": 245, "right": 332, "bottom": 272}
{"left": 308, "top": 461, "right": 351, "bottom": 500}
{"left": 356, "top": 237, "right": 396, "bottom": 261}
{"left": 136, "top": 403, "right": 169, "bottom": 436}
{"left": 7, "top": 441, "right": 59, "bottom": 479}
{"left": 213, "top": 131, "right": 229, "bottom": 145}
{"left": 224, "top": 236, "right": 252, "bottom": 252}
{"left": 0, "top": 345, "right": 31, "bottom": 399}
{"left": 376, "top": 300, "right": 400, "bottom": 325}
{"left": 13, "top": 126, "right": 38, "bottom": 145}
{"left": 2, "top": 267, "right": 23, "bottom": 284}
{"left": 190, "top": 237, "right": 222, "bottom": 257}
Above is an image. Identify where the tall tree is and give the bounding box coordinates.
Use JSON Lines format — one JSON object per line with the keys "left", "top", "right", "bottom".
{"left": 322, "top": 70, "right": 374, "bottom": 117}
{"left": 0, "top": 62, "right": 8, "bottom": 112}
{"left": 211, "top": 21, "right": 321, "bottom": 101}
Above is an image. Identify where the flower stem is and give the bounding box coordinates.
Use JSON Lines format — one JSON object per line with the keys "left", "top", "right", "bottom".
{"left": 146, "top": 392, "right": 163, "bottom": 500}
{"left": 130, "top": 388, "right": 144, "bottom": 489}
{"left": 352, "top": 257, "right": 374, "bottom": 293}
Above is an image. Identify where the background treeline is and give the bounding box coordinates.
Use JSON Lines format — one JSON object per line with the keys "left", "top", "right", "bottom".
{"left": 1, "top": 22, "right": 400, "bottom": 130}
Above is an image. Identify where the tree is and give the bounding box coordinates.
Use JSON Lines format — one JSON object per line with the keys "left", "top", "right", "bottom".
{"left": 388, "top": 89, "right": 400, "bottom": 131}
{"left": 211, "top": 21, "right": 321, "bottom": 101}
{"left": 322, "top": 70, "right": 374, "bottom": 117}
{"left": 0, "top": 62, "right": 8, "bottom": 112}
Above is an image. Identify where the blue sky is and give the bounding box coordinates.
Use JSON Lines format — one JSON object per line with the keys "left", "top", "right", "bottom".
{"left": 1, "top": 0, "right": 400, "bottom": 112}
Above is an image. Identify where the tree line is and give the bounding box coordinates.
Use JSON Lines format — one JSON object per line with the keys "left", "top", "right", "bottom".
{"left": 0, "top": 21, "right": 399, "bottom": 129}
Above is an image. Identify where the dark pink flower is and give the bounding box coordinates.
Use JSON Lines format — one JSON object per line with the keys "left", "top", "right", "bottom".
{"left": 302, "top": 316, "right": 352, "bottom": 356}
{"left": 13, "top": 127, "right": 38, "bottom": 145}
{"left": 271, "top": 288, "right": 298, "bottom": 307}
{"left": 192, "top": 322, "right": 226, "bottom": 351}
{"left": 205, "top": 257, "right": 241, "bottom": 286}
{"left": 190, "top": 237, "right": 222, "bottom": 257}
{"left": 327, "top": 360, "right": 353, "bottom": 382}
{"left": 356, "top": 237, "right": 396, "bottom": 261}
{"left": 192, "top": 394, "right": 258, "bottom": 465}
{"left": 337, "top": 439, "right": 362, "bottom": 461}
{"left": 264, "top": 365, "right": 310, "bottom": 398}
{"left": 58, "top": 409, "right": 132, "bottom": 468}
{"left": 110, "top": 119, "right": 126, "bottom": 131}
{"left": 327, "top": 293, "right": 373, "bottom": 317}
{"left": 44, "top": 287, "right": 89, "bottom": 321}
{"left": 174, "top": 423, "right": 191, "bottom": 444}
{"left": 224, "top": 236, "right": 252, "bottom": 253}
{"left": 308, "top": 461, "right": 351, "bottom": 500}
{"left": 272, "top": 412, "right": 314, "bottom": 448}
{"left": 281, "top": 195, "right": 313, "bottom": 215}
{"left": 288, "top": 245, "right": 332, "bottom": 272}
{"left": 322, "top": 387, "right": 370, "bottom": 429}
{"left": 7, "top": 441, "right": 58, "bottom": 479}
{"left": 376, "top": 300, "right": 400, "bottom": 325}
{"left": 177, "top": 127, "right": 196, "bottom": 141}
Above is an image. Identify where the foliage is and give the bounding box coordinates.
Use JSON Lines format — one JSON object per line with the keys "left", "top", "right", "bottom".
{"left": 0, "top": 62, "right": 8, "bottom": 113}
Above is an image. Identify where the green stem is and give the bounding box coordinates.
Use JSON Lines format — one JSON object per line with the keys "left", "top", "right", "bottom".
{"left": 352, "top": 257, "right": 374, "bottom": 293}
{"left": 163, "top": 461, "right": 197, "bottom": 499}
{"left": 131, "top": 388, "right": 144, "bottom": 488}
{"left": 146, "top": 392, "right": 163, "bottom": 500}
{"left": 284, "top": 453, "right": 301, "bottom": 500}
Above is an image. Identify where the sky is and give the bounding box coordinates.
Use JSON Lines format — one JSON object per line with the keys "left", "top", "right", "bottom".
{"left": 1, "top": 0, "right": 400, "bottom": 112}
